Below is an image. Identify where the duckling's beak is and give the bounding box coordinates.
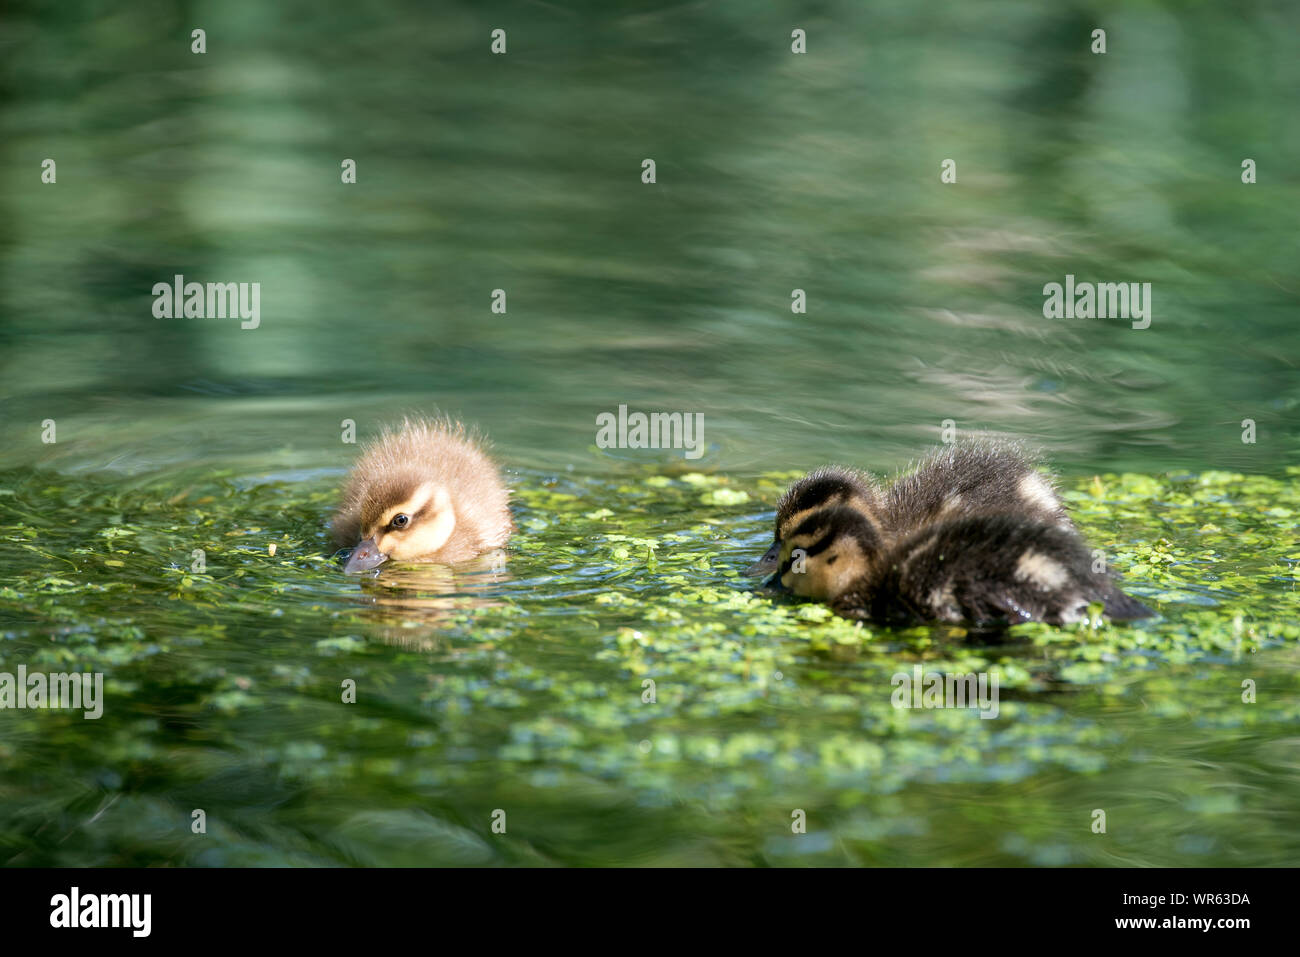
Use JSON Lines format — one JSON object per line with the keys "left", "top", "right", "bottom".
{"left": 344, "top": 538, "right": 388, "bottom": 573}
{"left": 743, "top": 543, "right": 781, "bottom": 578}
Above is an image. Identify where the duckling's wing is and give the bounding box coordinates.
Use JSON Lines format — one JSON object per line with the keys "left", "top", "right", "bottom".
{"left": 881, "top": 515, "right": 1151, "bottom": 626}
{"left": 830, "top": 580, "right": 929, "bottom": 626}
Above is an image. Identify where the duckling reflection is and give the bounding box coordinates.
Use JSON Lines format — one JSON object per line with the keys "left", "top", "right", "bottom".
{"left": 346, "top": 549, "right": 512, "bottom": 650}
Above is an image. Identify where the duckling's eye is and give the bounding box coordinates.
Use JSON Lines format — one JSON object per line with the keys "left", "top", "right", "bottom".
{"left": 390, "top": 513, "right": 410, "bottom": 529}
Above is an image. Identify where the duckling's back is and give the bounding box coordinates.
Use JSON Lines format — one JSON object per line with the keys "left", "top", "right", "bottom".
{"left": 885, "top": 442, "right": 1073, "bottom": 534}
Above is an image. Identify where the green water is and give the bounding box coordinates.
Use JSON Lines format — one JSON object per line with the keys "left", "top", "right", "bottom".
{"left": 2, "top": 2, "right": 1298, "bottom": 866}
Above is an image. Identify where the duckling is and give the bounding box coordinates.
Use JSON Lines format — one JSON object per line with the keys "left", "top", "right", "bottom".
{"left": 331, "top": 417, "right": 513, "bottom": 573}
{"left": 745, "top": 442, "right": 1073, "bottom": 579}
{"left": 776, "top": 505, "right": 1151, "bottom": 626}
{"left": 744, "top": 465, "right": 883, "bottom": 578}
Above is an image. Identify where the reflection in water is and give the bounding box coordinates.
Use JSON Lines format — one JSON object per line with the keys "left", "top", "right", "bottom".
{"left": 348, "top": 551, "right": 511, "bottom": 649}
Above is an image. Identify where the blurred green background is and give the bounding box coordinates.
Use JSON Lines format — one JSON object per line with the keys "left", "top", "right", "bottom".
{"left": 2, "top": 0, "right": 1297, "bottom": 476}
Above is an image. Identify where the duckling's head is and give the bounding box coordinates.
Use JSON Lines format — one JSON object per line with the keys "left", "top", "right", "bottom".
{"left": 776, "top": 505, "right": 884, "bottom": 600}
{"left": 745, "top": 466, "right": 880, "bottom": 577}
{"left": 344, "top": 475, "right": 458, "bottom": 573}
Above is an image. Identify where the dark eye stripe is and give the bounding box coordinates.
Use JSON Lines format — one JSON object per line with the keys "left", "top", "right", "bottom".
{"left": 387, "top": 502, "right": 433, "bottom": 530}
{"left": 780, "top": 530, "right": 834, "bottom": 575}
{"left": 788, "top": 508, "right": 882, "bottom": 558}
{"left": 801, "top": 532, "right": 837, "bottom": 558}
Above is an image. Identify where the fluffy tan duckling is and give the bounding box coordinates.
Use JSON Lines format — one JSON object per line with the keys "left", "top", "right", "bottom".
{"left": 776, "top": 505, "right": 1151, "bottom": 626}
{"left": 331, "top": 417, "right": 513, "bottom": 573}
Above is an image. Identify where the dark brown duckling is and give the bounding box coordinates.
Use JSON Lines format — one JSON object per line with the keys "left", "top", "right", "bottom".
{"left": 776, "top": 505, "right": 1151, "bottom": 626}
{"left": 746, "top": 441, "right": 1074, "bottom": 580}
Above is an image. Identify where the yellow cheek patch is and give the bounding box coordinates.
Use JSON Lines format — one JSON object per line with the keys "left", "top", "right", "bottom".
{"left": 377, "top": 508, "right": 458, "bottom": 562}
